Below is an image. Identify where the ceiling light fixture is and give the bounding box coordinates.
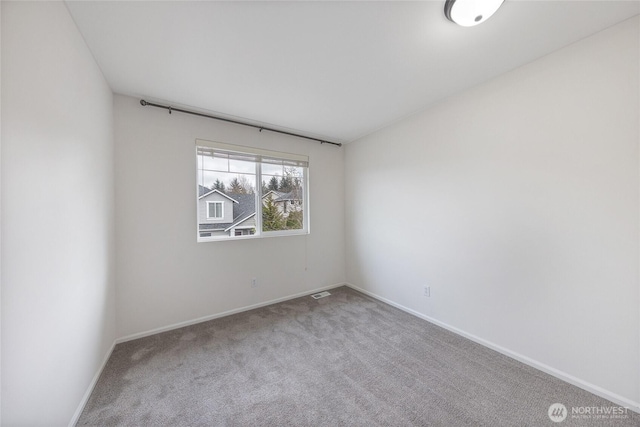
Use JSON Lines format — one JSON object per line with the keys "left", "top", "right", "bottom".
{"left": 444, "top": 0, "right": 505, "bottom": 27}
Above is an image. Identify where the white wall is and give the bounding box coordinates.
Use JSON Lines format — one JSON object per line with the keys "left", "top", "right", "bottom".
{"left": 114, "top": 94, "right": 345, "bottom": 338}
{"left": 0, "top": 2, "right": 3, "bottom": 421}
{"left": 1, "top": 2, "right": 116, "bottom": 425}
{"left": 345, "top": 17, "right": 640, "bottom": 408}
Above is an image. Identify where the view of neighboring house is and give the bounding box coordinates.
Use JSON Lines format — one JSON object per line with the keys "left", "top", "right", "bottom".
{"left": 198, "top": 186, "right": 256, "bottom": 238}
{"left": 262, "top": 190, "right": 304, "bottom": 216}
{"left": 198, "top": 186, "right": 302, "bottom": 238}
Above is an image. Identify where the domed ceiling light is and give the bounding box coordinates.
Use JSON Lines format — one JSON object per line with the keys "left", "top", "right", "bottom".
{"left": 444, "top": 0, "right": 505, "bottom": 27}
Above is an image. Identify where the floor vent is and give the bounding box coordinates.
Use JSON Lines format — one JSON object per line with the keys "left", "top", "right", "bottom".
{"left": 311, "top": 291, "right": 331, "bottom": 299}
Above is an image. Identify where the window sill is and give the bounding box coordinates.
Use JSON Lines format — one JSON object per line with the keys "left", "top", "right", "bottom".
{"left": 197, "top": 230, "right": 309, "bottom": 243}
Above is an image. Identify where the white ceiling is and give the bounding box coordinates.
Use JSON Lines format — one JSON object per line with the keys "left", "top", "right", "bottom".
{"left": 66, "top": 1, "right": 640, "bottom": 144}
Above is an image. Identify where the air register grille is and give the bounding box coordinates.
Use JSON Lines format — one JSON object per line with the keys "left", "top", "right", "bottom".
{"left": 311, "top": 291, "right": 331, "bottom": 299}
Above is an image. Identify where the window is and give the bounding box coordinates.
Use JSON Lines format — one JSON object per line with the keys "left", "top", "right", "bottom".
{"left": 196, "top": 139, "right": 309, "bottom": 241}
{"left": 207, "top": 201, "right": 223, "bottom": 219}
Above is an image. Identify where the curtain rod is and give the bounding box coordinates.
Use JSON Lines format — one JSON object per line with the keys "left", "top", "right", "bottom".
{"left": 139, "top": 100, "right": 342, "bottom": 147}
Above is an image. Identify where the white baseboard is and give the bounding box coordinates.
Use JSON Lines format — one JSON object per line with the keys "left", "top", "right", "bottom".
{"left": 68, "top": 340, "right": 117, "bottom": 427}
{"left": 345, "top": 282, "right": 640, "bottom": 414}
{"left": 116, "top": 282, "right": 347, "bottom": 344}
{"left": 72, "top": 281, "right": 638, "bottom": 425}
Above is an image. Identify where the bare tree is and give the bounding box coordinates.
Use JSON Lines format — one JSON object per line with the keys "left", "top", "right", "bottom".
{"left": 238, "top": 175, "right": 255, "bottom": 194}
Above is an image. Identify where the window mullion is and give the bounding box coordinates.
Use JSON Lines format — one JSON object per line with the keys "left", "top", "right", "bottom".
{"left": 255, "top": 161, "right": 263, "bottom": 236}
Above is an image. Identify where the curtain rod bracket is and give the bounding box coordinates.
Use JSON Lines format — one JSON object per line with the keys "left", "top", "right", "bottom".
{"left": 139, "top": 99, "right": 342, "bottom": 147}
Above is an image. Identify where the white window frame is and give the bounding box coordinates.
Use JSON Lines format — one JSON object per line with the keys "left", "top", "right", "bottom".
{"left": 206, "top": 201, "right": 224, "bottom": 220}
{"left": 196, "top": 139, "right": 310, "bottom": 242}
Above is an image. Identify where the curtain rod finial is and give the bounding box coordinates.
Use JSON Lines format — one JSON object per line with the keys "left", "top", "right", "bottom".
{"left": 140, "top": 99, "right": 148, "bottom": 106}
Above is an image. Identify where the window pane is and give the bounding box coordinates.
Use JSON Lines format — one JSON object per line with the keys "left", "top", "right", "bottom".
{"left": 287, "top": 166, "right": 303, "bottom": 177}
{"left": 229, "top": 159, "right": 255, "bottom": 174}
{"left": 262, "top": 163, "right": 283, "bottom": 176}
{"left": 207, "top": 202, "right": 223, "bottom": 219}
{"left": 201, "top": 171, "right": 224, "bottom": 191}
{"left": 203, "top": 154, "right": 228, "bottom": 171}
{"left": 198, "top": 152, "right": 257, "bottom": 238}
{"left": 262, "top": 168, "right": 304, "bottom": 232}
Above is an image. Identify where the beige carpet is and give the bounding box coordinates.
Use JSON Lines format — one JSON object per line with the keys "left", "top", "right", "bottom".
{"left": 78, "top": 286, "right": 639, "bottom": 426}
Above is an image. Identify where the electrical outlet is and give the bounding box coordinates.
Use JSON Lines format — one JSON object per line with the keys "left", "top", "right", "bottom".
{"left": 251, "top": 278, "right": 258, "bottom": 288}
{"left": 424, "top": 286, "right": 430, "bottom": 297}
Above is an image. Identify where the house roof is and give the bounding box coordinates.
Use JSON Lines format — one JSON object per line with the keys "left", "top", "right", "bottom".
{"left": 274, "top": 191, "right": 300, "bottom": 202}
{"left": 262, "top": 190, "right": 301, "bottom": 202}
{"left": 261, "top": 190, "right": 279, "bottom": 200}
{"left": 230, "top": 193, "right": 256, "bottom": 224}
{"left": 198, "top": 188, "right": 239, "bottom": 203}
{"left": 224, "top": 213, "right": 256, "bottom": 232}
{"left": 199, "top": 223, "right": 231, "bottom": 231}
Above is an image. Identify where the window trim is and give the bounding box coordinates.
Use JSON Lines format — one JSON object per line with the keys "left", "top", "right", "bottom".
{"left": 196, "top": 139, "right": 310, "bottom": 242}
